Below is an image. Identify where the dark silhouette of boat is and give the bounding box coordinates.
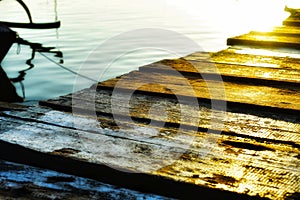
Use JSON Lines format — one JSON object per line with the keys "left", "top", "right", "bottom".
{"left": 0, "top": 0, "right": 60, "bottom": 29}
{"left": 0, "top": 25, "right": 16, "bottom": 63}
{"left": 0, "top": 24, "right": 23, "bottom": 102}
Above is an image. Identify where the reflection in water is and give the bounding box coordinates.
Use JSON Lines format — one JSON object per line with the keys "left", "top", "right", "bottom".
{"left": 8, "top": 37, "right": 64, "bottom": 100}
{"left": 0, "top": 34, "right": 63, "bottom": 102}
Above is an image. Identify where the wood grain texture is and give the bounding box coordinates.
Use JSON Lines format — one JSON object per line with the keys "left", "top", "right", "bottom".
{"left": 96, "top": 70, "right": 300, "bottom": 113}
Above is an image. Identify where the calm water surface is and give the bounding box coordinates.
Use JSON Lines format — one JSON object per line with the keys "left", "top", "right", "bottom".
{"left": 0, "top": 0, "right": 287, "bottom": 100}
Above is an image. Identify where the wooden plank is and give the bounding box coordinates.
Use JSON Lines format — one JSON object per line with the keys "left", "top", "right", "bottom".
{"left": 269, "top": 26, "right": 300, "bottom": 34}
{"left": 139, "top": 59, "right": 300, "bottom": 85}
{"left": 185, "top": 49, "right": 300, "bottom": 70}
{"left": 95, "top": 71, "right": 300, "bottom": 113}
{"left": 0, "top": 159, "right": 171, "bottom": 200}
{"left": 0, "top": 105, "right": 299, "bottom": 199}
{"left": 227, "top": 33, "right": 300, "bottom": 49}
{"left": 0, "top": 101, "right": 27, "bottom": 111}
{"left": 283, "top": 19, "right": 300, "bottom": 27}
{"left": 39, "top": 89, "right": 300, "bottom": 147}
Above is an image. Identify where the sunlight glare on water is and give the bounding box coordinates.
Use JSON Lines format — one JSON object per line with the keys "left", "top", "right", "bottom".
{"left": 169, "top": 0, "right": 288, "bottom": 32}
{"left": 235, "top": 0, "right": 288, "bottom": 31}
{"left": 285, "top": 0, "right": 300, "bottom": 8}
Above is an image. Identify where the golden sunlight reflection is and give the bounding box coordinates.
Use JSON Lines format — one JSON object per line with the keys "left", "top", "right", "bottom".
{"left": 234, "top": 48, "right": 300, "bottom": 58}
{"left": 262, "top": 72, "right": 271, "bottom": 78}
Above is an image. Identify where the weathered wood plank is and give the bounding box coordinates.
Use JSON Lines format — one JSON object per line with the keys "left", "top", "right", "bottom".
{"left": 140, "top": 59, "right": 300, "bottom": 85}
{"left": 227, "top": 33, "right": 300, "bottom": 49}
{"left": 283, "top": 19, "right": 300, "bottom": 27}
{"left": 266, "top": 26, "right": 300, "bottom": 34}
{"left": 0, "top": 105, "right": 299, "bottom": 199}
{"left": 185, "top": 49, "right": 300, "bottom": 70}
{"left": 39, "top": 89, "right": 300, "bottom": 147}
{"left": 0, "top": 160, "right": 171, "bottom": 200}
{"left": 0, "top": 101, "right": 27, "bottom": 111}
{"left": 95, "top": 71, "right": 300, "bottom": 113}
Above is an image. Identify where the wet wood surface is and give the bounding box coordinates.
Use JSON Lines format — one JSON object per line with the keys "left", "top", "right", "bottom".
{"left": 96, "top": 70, "right": 299, "bottom": 112}
{"left": 283, "top": 19, "right": 300, "bottom": 27}
{"left": 0, "top": 159, "right": 172, "bottom": 200}
{"left": 1, "top": 12, "right": 300, "bottom": 200}
{"left": 227, "top": 33, "right": 300, "bottom": 49}
{"left": 269, "top": 26, "right": 300, "bottom": 34}
{"left": 141, "top": 58, "right": 300, "bottom": 84}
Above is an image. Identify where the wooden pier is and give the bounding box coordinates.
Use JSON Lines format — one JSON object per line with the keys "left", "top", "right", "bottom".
{"left": 0, "top": 11, "right": 299, "bottom": 200}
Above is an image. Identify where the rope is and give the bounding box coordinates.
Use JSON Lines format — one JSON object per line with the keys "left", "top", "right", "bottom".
{"left": 38, "top": 52, "right": 99, "bottom": 83}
